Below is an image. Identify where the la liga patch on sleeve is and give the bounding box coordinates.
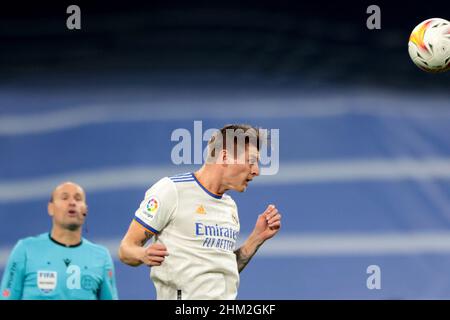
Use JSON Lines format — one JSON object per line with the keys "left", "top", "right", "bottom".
{"left": 144, "top": 196, "right": 160, "bottom": 218}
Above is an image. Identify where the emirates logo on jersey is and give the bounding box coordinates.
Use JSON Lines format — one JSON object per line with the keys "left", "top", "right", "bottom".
{"left": 195, "top": 222, "right": 239, "bottom": 252}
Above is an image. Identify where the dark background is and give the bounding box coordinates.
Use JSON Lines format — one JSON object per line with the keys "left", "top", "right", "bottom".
{"left": 1, "top": 0, "right": 450, "bottom": 300}
{"left": 1, "top": 1, "right": 449, "bottom": 90}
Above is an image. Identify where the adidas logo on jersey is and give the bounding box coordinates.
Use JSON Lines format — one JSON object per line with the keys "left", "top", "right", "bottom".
{"left": 196, "top": 205, "right": 206, "bottom": 214}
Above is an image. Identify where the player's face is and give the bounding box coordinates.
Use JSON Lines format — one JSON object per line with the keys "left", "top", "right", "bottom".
{"left": 48, "top": 183, "right": 87, "bottom": 230}
{"left": 224, "top": 144, "right": 260, "bottom": 192}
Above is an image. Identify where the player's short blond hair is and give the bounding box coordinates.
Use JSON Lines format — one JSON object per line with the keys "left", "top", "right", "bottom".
{"left": 206, "top": 124, "right": 266, "bottom": 163}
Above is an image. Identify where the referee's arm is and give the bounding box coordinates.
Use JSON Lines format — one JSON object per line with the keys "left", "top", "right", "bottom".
{"left": 0, "top": 240, "right": 26, "bottom": 300}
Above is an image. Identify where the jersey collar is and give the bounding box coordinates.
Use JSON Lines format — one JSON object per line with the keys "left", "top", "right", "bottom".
{"left": 192, "top": 173, "right": 223, "bottom": 199}
{"left": 48, "top": 233, "right": 83, "bottom": 248}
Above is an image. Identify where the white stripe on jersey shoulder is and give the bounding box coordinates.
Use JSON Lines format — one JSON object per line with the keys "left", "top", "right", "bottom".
{"left": 169, "top": 172, "right": 195, "bottom": 183}
{"left": 170, "top": 172, "right": 192, "bottom": 178}
{"left": 171, "top": 178, "right": 195, "bottom": 183}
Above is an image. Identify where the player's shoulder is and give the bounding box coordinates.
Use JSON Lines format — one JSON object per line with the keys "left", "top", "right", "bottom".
{"left": 167, "top": 172, "right": 195, "bottom": 184}
{"left": 147, "top": 172, "right": 194, "bottom": 193}
{"left": 147, "top": 174, "right": 188, "bottom": 189}
{"left": 166, "top": 173, "right": 198, "bottom": 196}
{"left": 222, "top": 193, "right": 237, "bottom": 206}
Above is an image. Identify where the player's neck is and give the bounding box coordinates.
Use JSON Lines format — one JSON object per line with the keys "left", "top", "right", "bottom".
{"left": 194, "top": 166, "right": 227, "bottom": 196}
{"left": 50, "top": 226, "right": 82, "bottom": 246}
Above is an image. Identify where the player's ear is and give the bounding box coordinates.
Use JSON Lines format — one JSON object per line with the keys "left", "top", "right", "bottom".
{"left": 221, "top": 149, "right": 229, "bottom": 164}
{"left": 48, "top": 202, "right": 54, "bottom": 217}
{"left": 82, "top": 205, "right": 88, "bottom": 217}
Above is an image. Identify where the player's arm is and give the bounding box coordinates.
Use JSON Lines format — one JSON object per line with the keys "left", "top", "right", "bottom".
{"left": 118, "top": 220, "right": 169, "bottom": 267}
{"left": 0, "top": 240, "right": 27, "bottom": 300}
{"left": 234, "top": 204, "right": 281, "bottom": 273}
{"left": 119, "top": 178, "right": 176, "bottom": 267}
{"left": 98, "top": 251, "right": 119, "bottom": 300}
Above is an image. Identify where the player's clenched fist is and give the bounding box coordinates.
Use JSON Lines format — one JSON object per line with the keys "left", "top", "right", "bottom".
{"left": 140, "top": 243, "right": 169, "bottom": 266}
{"left": 253, "top": 204, "right": 282, "bottom": 241}
{"left": 264, "top": 204, "right": 282, "bottom": 231}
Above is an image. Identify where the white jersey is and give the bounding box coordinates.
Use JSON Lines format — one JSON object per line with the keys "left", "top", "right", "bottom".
{"left": 134, "top": 172, "right": 240, "bottom": 300}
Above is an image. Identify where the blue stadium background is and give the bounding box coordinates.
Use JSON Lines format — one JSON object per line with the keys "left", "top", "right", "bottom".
{"left": 1, "top": 1, "right": 450, "bottom": 299}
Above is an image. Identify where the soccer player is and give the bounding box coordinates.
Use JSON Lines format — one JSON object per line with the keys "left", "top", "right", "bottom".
{"left": 119, "top": 124, "right": 282, "bottom": 299}
{"left": 0, "top": 182, "right": 118, "bottom": 300}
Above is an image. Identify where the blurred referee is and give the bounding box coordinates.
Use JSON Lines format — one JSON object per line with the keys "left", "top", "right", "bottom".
{"left": 0, "top": 182, "right": 118, "bottom": 300}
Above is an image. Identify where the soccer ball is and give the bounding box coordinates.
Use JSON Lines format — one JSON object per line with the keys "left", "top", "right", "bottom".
{"left": 408, "top": 18, "right": 450, "bottom": 73}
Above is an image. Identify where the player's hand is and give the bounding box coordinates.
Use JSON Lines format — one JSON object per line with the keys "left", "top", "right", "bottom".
{"left": 139, "top": 243, "right": 169, "bottom": 267}
{"left": 253, "top": 204, "right": 282, "bottom": 242}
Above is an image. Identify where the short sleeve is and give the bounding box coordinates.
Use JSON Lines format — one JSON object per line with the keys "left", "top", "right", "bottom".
{"left": 0, "top": 240, "right": 27, "bottom": 300}
{"left": 134, "top": 177, "right": 178, "bottom": 235}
